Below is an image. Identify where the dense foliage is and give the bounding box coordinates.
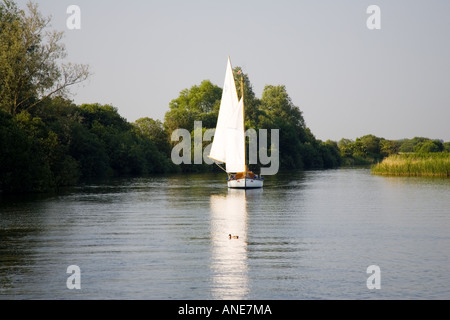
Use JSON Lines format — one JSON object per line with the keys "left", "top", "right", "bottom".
{"left": 0, "top": 99, "right": 174, "bottom": 193}
{"left": 338, "top": 135, "right": 449, "bottom": 166}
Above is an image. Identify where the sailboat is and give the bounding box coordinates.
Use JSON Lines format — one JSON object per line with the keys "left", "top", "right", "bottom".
{"left": 208, "top": 57, "right": 264, "bottom": 189}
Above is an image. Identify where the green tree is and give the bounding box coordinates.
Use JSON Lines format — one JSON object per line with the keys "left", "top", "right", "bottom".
{"left": 79, "top": 103, "right": 172, "bottom": 176}
{"left": 164, "top": 80, "right": 222, "bottom": 134}
{"left": 398, "top": 137, "right": 429, "bottom": 153}
{"left": 69, "top": 121, "right": 110, "bottom": 179}
{"left": 320, "top": 140, "right": 341, "bottom": 168}
{"left": 338, "top": 138, "right": 355, "bottom": 158}
{"left": 260, "top": 85, "right": 306, "bottom": 131}
{"left": 134, "top": 117, "right": 171, "bottom": 156}
{"left": 79, "top": 103, "right": 130, "bottom": 131}
{"left": 2, "top": 97, "right": 82, "bottom": 193}
{"left": 233, "top": 67, "right": 262, "bottom": 129}
{"left": 444, "top": 142, "right": 450, "bottom": 153}
{"left": 79, "top": 103, "right": 134, "bottom": 175}
{"left": 0, "top": 0, "right": 89, "bottom": 115}
{"left": 0, "top": 110, "right": 31, "bottom": 192}
{"left": 380, "top": 139, "right": 400, "bottom": 157}
{"left": 13, "top": 111, "right": 57, "bottom": 192}
{"left": 358, "top": 135, "right": 381, "bottom": 158}
{"left": 259, "top": 85, "right": 328, "bottom": 169}
{"left": 414, "top": 140, "right": 444, "bottom": 153}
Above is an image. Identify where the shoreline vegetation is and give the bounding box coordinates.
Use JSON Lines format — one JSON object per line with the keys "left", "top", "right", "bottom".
{"left": 371, "top": 153, "right": 450, "bottom": 177}
{"left": 1, "top": 1, "right": 449, "bottom": 194}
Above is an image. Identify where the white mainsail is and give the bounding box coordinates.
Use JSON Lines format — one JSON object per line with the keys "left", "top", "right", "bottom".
{"left": 209, "top": 57, "right": 246, "bottom": 173}
{"left": 225, "top": 98, "right": 246, "bottom": 173}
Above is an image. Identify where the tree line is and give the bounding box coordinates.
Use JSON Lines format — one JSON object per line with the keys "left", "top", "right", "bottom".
{"left": 339, "top": 135, "right": 450, "bottom": 166}
{"left": 1, "top": 1, "right": 449, "bottom": 193}
{"left": 2, "top": 81, "right": 447, "bottom": 194}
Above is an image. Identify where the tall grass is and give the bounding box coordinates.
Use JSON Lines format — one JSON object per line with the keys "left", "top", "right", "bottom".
{"left": 371, "top": 153, "right": 450, "bottom": 177}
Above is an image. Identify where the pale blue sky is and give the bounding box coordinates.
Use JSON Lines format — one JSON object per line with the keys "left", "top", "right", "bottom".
{"left": 15, "top": 0, "right": 450, "bottom": 141}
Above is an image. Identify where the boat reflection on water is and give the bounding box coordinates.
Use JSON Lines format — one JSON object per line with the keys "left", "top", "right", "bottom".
{"left": 209, "top": 188, "right": 262, "bottom": 300}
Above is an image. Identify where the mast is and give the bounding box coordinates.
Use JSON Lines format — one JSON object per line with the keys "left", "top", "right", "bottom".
{"left": 241, "top": 73, "right": 247, "bottom": 174}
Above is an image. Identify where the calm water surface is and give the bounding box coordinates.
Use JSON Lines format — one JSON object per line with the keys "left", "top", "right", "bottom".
{"left": 1, "top": 168, "right": 449, "bottom": 300}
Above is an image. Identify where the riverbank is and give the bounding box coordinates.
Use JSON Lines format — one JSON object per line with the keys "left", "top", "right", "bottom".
{"left": 371, "top": 153, "right": 450, "bottom": 177}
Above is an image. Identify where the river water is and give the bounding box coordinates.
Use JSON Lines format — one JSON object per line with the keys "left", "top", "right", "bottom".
{"left": 1, "top": 168, "right": 449, "bottom": 300}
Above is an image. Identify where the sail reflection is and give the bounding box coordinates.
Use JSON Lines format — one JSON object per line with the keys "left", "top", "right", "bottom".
{"left": 210, "top": 189, "right": 251, "bottom": 300}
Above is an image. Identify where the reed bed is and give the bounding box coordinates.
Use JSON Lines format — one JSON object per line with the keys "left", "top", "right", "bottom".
{"left": 371, "top": 153, "right": 450, "bottom": 177}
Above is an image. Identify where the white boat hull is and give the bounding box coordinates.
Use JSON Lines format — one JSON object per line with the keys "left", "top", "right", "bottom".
{"left": 228, "top": 177, "right": 264, "bottom": 189}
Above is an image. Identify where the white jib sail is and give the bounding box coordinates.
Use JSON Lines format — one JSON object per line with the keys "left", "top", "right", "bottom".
{"left": 208, "top": 57, "right": 240, "bottom": 165}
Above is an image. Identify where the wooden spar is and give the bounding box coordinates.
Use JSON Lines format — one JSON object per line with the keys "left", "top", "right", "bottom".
{"left": 241, "top": 73, "right": 247, "bottom": 175}
{"left": 214, "top": 161, "right": 228, "bottom": 174}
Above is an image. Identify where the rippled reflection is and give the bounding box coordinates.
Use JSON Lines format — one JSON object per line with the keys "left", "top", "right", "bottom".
{"left": 210, "top": 189, "right": 249, "bottom": 300}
